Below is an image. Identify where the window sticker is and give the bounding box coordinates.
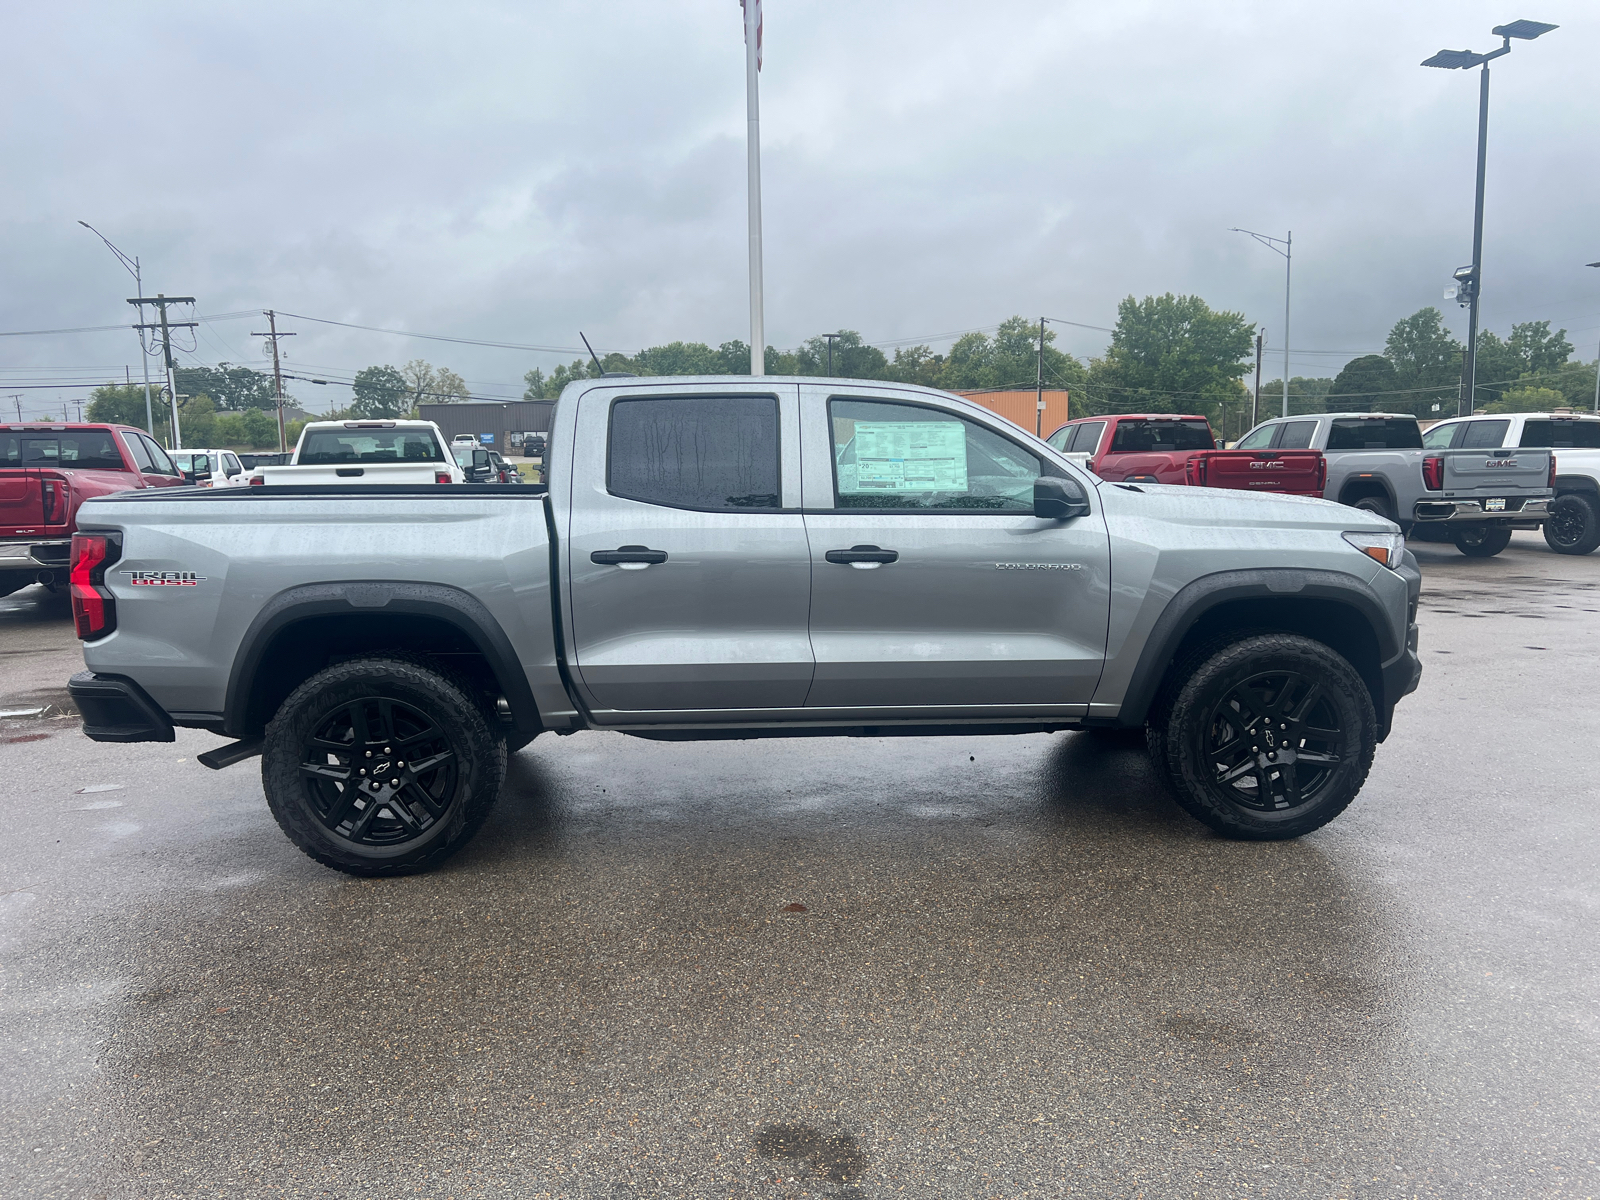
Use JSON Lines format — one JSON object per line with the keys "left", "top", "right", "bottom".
{"left": 846, "top": 422, "right": 968, "bottom": 493}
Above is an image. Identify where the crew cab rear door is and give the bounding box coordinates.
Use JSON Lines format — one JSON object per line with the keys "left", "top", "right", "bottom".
{"left": 563, "top": 382, "right": 814, "bottom": 717}
{"left": 799, "top": 386, "right": 1110, "bottom": 713}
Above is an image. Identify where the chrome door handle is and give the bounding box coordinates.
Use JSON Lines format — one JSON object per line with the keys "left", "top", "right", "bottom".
{"left": 591, "top": 545, "right": 668, "bottom": 569}
{"left": 825, "top": 545, "right": 898, "bottom": 570}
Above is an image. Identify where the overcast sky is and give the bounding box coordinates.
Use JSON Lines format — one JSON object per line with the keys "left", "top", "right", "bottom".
{"left": 2, "top": 0, "right": 1595, "bottom": 418}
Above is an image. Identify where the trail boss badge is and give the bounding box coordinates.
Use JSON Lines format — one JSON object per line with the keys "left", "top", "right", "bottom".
{"left": 125, "top": 570, "right": 205, "bottom": 586}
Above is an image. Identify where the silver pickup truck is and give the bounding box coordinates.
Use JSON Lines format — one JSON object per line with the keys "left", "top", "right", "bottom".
{"left": 1235, "top": 411, "right": 1553, "bottom": 556}
{"left": 66, "top": 376, "right": 1422, "bottom": 874}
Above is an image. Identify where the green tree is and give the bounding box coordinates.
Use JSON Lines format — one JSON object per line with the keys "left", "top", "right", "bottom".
{"left": 1085, "top": 294, "right": 1253, "bottom": 419}
{"left": 402, "top": 359, "right": 470, "bottom": 406}
{"left": 1509, "top": 320, "right": 1574, "bottom": 375}
{"left": 1327, "top": 355, "right": 1400, "bottom": 413}
{"left": 933, "top": 317, "right": 1085, "bottom": 393}
{"left": 351, "top": 365, "right": 410, "bottom": 417}
{"left": 239, "top": 409, "right": 278, "bottom": 447}
{"left": 887, "top": 345, "right": 947, "bottom": 388}
{"left": 174, "top": 364, "right": 276, "bottom": 411}
{"left": 180, "top": 395, "right": 218, "bottom": 447}
{"left": 630, "top": 341, "right": 723, "bottom": 375}
{"left": 794, "top": 330, "right": 890, "bottom": 380}
{"left": 1384, "top": 308, "right": 1462, "bottom": 413}
{"left": 1481, "top": 386, "right": 1566, "bottom": 414}
{"left": 213, "top": 412, "right": 247, "bottom": 447}
{"left": 87, "top": 383, "right": 156, "bottom": 431}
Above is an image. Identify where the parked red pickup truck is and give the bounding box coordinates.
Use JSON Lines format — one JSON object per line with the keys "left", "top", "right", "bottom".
{"left": 1, "top": 423, "right": 185, "bottom": 597}
{"left": 1045, "top": 413, "right": 1325, "bottom": 497}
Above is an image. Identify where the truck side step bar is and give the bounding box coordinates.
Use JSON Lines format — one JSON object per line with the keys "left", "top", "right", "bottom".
{"left": 197, "top": 737, "right": 265, "bottom": 770}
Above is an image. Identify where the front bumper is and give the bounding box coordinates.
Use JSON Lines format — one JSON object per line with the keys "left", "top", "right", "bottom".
{"left": 68, "top": 671, "right": 176, "bottom": 743}
{"left": 1412, "top": 497, "right": 1549, "bottom": 526}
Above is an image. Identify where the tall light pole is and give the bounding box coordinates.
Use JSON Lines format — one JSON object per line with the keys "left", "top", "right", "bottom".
{"left": 1588, "top": 262, "right": 1600, "bottom": 415}
{"left": 78, "top": 220, "right": 156, "bottom": 435}
{"left": 1230, "top": 228, "right": 1292, "bottom": 417}
{"left": 1423, "top": 20, "right": 1558, "bottom": 415}
{"left": 742, "top": 0, "right": 765, "bottom": 376}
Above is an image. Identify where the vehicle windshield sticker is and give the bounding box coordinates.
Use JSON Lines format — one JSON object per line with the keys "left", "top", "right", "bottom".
{"left": 847, "top": 422, "right": 967, "bottom": 492}
{"left": 125, "top": 570, "right": 205, "bottom": 586}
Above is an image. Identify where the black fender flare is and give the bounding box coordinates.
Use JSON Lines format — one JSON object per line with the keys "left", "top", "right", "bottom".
{"left": 1553, "top": 475, "right": 1600, "bottom": 499}
{"left": 223, "top": 580, "right": 541, "bottom": 738}
{"left": 1112, "top": 567, "right": 1402, "bottom": 729}
{"left": 1334, "top": 474, "right": 1400, "bottom": 516}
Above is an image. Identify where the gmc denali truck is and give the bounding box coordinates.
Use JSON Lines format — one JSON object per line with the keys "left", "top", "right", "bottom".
{"left": 66, "top": 376, "right": 1422, "bottom": 875}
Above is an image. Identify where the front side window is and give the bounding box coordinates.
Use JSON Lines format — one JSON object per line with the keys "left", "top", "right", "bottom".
{"left": 1046, "top": 425, "right": 1074, "bottom": 451}
{"left": 1326, "top": 418, "right": 1423, "bottom": 450}
{"left": 1107, "top": 419, "right": 1213, "bottom": 454}
{"left": 1277, "top": 421, "right": 1317, "bottom": 449}
{"left": 121, "top": 432, "right": 155, "bottom": 471}
{"left": 1459, "top": 420, "right": 1509, "bottom": 450}
{"left": 299, "top": 428, "right": 445, "bottom": 465}
{"left": 830, "top": 399, "right": 1040, "bottom": 511}
{"left": 1421, "top": 422, "right": 1458, "bottom": 449}
{"left": 1521, "top": 419, "right": 1600, "bottom": 449}
{"left": 608, "top": 395, "right": 780, "bottom": 510}
{"left": 1235, "top": 424, "right": 1276, "bottom": 449}
{"left": 140, "top": 436, "right": 178, "bottom": 475}
{"left": 2, "top": 430, "right": 127, "bottom": 470}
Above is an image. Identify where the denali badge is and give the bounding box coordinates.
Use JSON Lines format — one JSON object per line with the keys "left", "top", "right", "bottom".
{"left": 996, "top": 562, "right": 1084, "bottom": 570}
{"left": 126, "top": 570, "right": 205, "bottom": 586}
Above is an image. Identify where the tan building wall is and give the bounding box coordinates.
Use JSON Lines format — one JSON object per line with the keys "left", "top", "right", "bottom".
{"left": 953, "top": 390, "right": 1071, "bottom": 439}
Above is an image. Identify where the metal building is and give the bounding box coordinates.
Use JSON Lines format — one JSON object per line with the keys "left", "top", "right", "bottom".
{"left": 417, "top": 400, "right": 553, "bottom": 456}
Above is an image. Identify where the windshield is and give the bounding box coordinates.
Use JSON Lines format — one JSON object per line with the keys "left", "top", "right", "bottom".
{"left": 451, "top": 445, "right": 480, "bottom": 469}
{"left": 1108, "top": 419, "right": 1214, "bottom": 453}
{"left": 2, "top": 430, "right": 127, "bottom": 470}
{"left": 298, "top": 428, "right": 445, "bottom": 465}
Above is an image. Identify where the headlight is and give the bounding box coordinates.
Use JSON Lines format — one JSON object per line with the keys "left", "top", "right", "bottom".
{"left": 1343, "top": 531, "right": 1405, "bottom": 569}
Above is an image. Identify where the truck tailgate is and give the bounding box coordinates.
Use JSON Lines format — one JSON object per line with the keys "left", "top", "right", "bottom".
{"left": 254, "top": 463, "right": 447, "bottom": 485}
{"left": 0, "top": 468, "right": 44, "bottom": 532}
{"left": 1186, "top": 450, "right": 1325, "bottom": 496}
{"left": 1441, "top": 446, "right": 1551, "bottom": 495}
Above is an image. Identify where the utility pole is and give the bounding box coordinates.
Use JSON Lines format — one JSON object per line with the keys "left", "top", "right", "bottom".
{"left": 9, "top": 395, "right": 22, "bottom": 421}
{"left": 1252, "top": 332, "right": 1264, "bottom": 430}
{"left": 128, "top": 294, "right": 196, "bottom": 449}
{"left": 1035, "top": 317, "right": 1046, "bottom": 437}
{"left": 822, "top": 333, "right": 840, "bottom": 377}
{"left": 742, "top": 0, "right": 765, "bottom": 376}
{"left": 252, "top": 310, "right": 297, "bottom": 453}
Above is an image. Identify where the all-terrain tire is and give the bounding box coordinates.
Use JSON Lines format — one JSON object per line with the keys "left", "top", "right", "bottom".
{"left": 1451, "top": 526, "right": 1513, "bottom": 557}
{"left": 262, "top": 656, "right": 506, "bottom": 876}
{"left": 1157, "top": 633, "right": 1376, "bottom": 840}
{"left": 1543, "top": 493, "right": 1600, "bottom": 556}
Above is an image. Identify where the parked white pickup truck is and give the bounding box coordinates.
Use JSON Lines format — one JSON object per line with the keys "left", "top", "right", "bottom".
{"left": 248, "top": 420, "right": 475, "bottom": 486}
{"left": 1423, "top": 410, "right": 1600, "bottom": 554}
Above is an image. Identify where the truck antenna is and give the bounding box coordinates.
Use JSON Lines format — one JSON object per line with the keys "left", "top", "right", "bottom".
{"left": 579, "top": 332, "right": 605, "bottom": 375}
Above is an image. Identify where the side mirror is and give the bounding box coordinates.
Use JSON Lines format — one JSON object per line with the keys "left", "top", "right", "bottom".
{"left": 472, "top": 448, "right": 491, "bottom": 469}
{"left": 1034, "top": 475, "right": 1090, "bottom": 520}
{"left": 1215, "top": 438, "right": 1226, "bottom": 450}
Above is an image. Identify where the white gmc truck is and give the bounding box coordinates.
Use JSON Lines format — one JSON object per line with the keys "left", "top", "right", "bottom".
{"left": 248, "top": 420, "right": 478, "bottom": 486}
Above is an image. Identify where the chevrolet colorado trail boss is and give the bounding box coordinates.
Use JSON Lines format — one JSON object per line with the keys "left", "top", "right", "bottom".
{"left": 1236, "top": 411, "right": 1553, "bottom": 556}
{"left": 67, "top": 377, "right": 1422, "bottom": 874}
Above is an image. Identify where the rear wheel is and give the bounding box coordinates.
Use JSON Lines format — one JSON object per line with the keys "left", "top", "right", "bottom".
{"left": 1154, "top": 634, "right": 1376, "bottom": 840}
{"left": 1349, "top": 494, "right": 1394, "bottom": 522}
{"left": 262, "top": 656, "right": 505, "bottom": 876}
{"left": 1451, "top": 525, "right": 1513, "bottom": 557}
{"left": 1543, "top": 494, "right": 1600, "bottom": 556}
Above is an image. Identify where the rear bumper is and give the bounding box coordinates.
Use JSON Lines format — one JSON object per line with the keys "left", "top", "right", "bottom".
{"left": 1412, "top": 497, "right": 1548, "bottom": 526}
{"left": 0, "top": 539, "right": 71, "bottom": 566}
{"left": 68, "top": 671, "right": 176, "bottom": 743}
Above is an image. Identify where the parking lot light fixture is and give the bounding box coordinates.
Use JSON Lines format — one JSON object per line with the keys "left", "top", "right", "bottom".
{"left": 1230, "top": 228, "right": 1292, "bottom": 418}
{"left": 1588, "top": 262, "right": 1600, "bottom": 414}
{"left": 1421, "top": 19, "right": 1558, "bottom": 415}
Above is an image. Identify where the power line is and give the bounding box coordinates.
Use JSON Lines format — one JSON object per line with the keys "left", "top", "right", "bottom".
{"left": 271, "top": 312, "right": 602, "bottom": 355}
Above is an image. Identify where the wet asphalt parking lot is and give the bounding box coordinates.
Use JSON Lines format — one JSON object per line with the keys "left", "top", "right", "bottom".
{"left": 1, "top": 531, "right": 1597, "bottom": 1199}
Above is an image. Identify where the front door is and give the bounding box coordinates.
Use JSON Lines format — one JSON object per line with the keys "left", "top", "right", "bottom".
{"left": 800, "top": 388, "right": 1110, "bottom": 712}
{"left": 564, "top": 384, "right": 814, "bottom": 718}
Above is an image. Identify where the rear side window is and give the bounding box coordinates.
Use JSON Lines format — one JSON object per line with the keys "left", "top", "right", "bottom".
{"left": 1459, "top": 420, "right": 1509, "bottom": 449}
{"left": 1326, "top": 418, "right": 1423, "bottom": 450}
{"left": 1277, "top": 421, "right": 1317, "bottom": 449}
{"left": 608, "top": 395, "right": 780, "bottom": 510}
{"left": 2, "top": 430, "right": 127, "bottom": 470}
{"left": 1521, "top": 419, "right": 1600, "bottom": 449}
{"left": 1107, "top": 419, "right": 1213, "bottom": 453}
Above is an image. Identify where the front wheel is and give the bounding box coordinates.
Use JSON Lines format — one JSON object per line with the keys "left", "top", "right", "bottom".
{"left": 262, "top": 656, "right": 506, "bottom": 876}
{"left": 1543, "top": 494, "right": 1600, "bottom": 555}
{"left": 1451, "top": 525, "right": 1513, "bottom": 557}
{"left": 1155, "top": 634, "right": 1376, "bottom": 840}
{"left": 1350, "top": 495, "right": 1394, "bottom": 522}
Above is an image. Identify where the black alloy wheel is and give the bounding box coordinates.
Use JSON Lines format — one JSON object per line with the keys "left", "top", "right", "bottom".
{"left": 1451, "top": 525, "right": 1513, "bottom": 557}
{"left": 1199, "top": 669, "right": 1346, "bottom": 814}
{"left": 262, "top": 656, "right": 505, "bottom": 875}
{"left": 1543, "top": 493, "right": 1600, "bottom": 556}
{"left": 299, "top": 697, "right": 459, "bottom": 848}
{"left": 1351, "top": 494, "right": 1394, "bottom": 522}
{"left": 1155, "top": 633, "right": 1376, "bottom": 839}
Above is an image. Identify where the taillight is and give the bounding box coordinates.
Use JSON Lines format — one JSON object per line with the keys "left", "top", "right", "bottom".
{"left": 42, "top": 478, "right": 69, "bottom": 524}
{"left": 70, "top": 532, "right": 121, "bottom": 640}
{"left": 1185, "top": 457, "right": 1207, "bottom": 486}
{"left": 435, "top": 471, "right": 452, "bottom": 484}
{"left": 248, "top": 475, "right": 265, "bottom": 486}
{"left": 1422, "top": 456, "right": 1444, "bottom": 491}
{"left": 1549, "top": 454, "right": 1557, "bottom": 489}
{"left": 1316, "top": 456, "right": 1327, "bottom": 494}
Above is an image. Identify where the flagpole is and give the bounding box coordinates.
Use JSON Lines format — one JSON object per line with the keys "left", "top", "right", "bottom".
{"left": 743, "top": 0, "right": 765, "bottom": 376}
